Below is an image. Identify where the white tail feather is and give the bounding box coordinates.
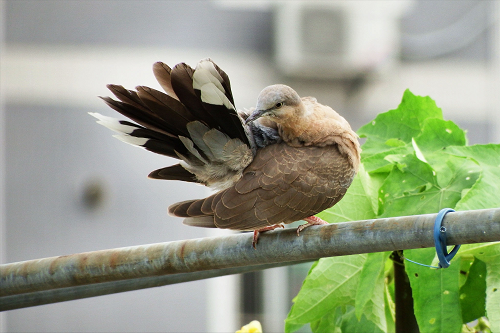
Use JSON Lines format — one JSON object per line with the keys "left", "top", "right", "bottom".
{"left": 192, "top": 59, "right": 235, "bottom": 109}
{"left": 89, "top": 112, "right": 138, "bottom": 134}
{"left": 112, "top": 134, "right": 148, "bottom": 147}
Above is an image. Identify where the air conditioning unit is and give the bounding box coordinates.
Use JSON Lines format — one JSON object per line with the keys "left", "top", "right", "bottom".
{"left": 274, "top": 1, "right": 412, "bottom": 79}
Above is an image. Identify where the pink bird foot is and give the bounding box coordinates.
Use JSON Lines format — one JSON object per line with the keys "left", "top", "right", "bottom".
{"left": 252, "top": 224, "right": 285, "bottom": 249}
{"left": 296, "top": 216, "right": 329, "bottom": 236}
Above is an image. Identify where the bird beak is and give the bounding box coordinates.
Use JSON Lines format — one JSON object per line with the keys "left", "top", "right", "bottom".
{"left": 245, "top": 109, "right": 267, "bottom": 124}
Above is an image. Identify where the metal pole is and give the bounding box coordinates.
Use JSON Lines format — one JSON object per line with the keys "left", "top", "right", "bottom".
{"left": 0, "top": 260, "right": 311, "bottom": 311}
{"left": 1, "top": 208, "right": 500, "bottom": 310}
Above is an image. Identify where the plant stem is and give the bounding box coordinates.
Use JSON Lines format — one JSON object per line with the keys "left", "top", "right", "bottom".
{"left": 393, "top": 251, "right": 419, "bottom": 333}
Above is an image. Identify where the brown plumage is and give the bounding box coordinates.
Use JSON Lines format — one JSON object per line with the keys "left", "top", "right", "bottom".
{"left": 91, "top": 58, "right": 361, "bottom": 247}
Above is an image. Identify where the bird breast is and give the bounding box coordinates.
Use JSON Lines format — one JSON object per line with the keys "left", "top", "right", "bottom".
{"left": 276, "top": 102, "right": 361, "bottom": 173}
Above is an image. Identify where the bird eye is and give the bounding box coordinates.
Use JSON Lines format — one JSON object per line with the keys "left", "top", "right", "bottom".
{"left": 275, "top": 102, "right": 283, "bottom": 108}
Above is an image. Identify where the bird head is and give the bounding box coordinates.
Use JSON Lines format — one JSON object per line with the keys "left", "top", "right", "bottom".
{"left": 245, "top": 84, "right": 303, "bottom": 124}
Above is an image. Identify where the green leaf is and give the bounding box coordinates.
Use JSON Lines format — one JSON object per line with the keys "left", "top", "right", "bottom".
{"left": 385, "top": 138, "right": 407, "bottom": 147}
{"left": 360, "top": 286, "right": 388, "bottom": 333}
{"left": 384, "top": 284, "right": 396, "bottom": 333}
{"left": 362, "top": 146, "right": 412, "bottom": 174}
{"left": 404, "top": 248, "right": 463, "bottom": 333}
{"left": 285, "top": 254, "right": 366, "bottom": 333}
{"left": 458, "top": 255, "right": 475, "bottom": 288}
{"left": 459, "top": 243, "right": 500, "bottom": 332}
{"left": 460, "top": 258, "right": 487, "bottom": 323}
{"left": 284, "top": 322, "right": 305, "bottom": 333}
{"left": 358, "top": 89, "right": 442, "bottom": 158}
{"left": 355, "top": 252, "right": 390, "bottom": 321}
{"left": 445, "top": 145, "right": 500, "bottom": 210}
{"left": 340, "top": 307, "right": 384, "bottom": 333}
{"left": 445, "top": 144, "right": 500, "bottom": 166}
{"left": 413, "top": 119, "right": 467, "bottom": 153}
{"left": 426, "top": 154, "right": 481, "bottom": 206}
{"left": 379, "top": 153, "right": 480, "bottom": 217}
{"left": 355, "top": 253, "right": 389, "bottom": 332}
{"left": 378, "top": 153, "right": 439, "bottom": 217}
{"left": 310, "top": 307, "right": 343, "bottom": 333}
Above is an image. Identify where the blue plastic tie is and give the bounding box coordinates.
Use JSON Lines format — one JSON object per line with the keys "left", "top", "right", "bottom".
{"left": 434, "top": 208, "right": 460, "bottom": 268}
{"left": 403, "top": 208, "right": 460, "bottom": 269}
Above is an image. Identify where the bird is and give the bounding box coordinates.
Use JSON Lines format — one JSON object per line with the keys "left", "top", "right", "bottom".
{"left": 90, "top": 58, "right": 361, "bottom": 248}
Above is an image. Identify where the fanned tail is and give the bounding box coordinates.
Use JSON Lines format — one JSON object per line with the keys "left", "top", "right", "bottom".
{"left": 92, "top": 59, "right": 255, "bottom": 189}
{"left": 168, "top": 194, "right": 221, "bottom": 228}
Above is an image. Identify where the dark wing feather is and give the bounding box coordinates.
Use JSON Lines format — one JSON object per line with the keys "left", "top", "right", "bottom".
{"left": 152, "top": 62, "right": 179, "bottom": 99}
{"left": 191, "top": 59, "right": 249, "bottom": 145}
{"left": 100, "top": 96, "right": 171, "bottom": 136}
{"left": 148, "top": 164, "right": 197, "bottom": 183}
{"left": 170, "top": 63, "right": 217, "bottom": 128}
{"left": 106, "top": 84, "right": 150, "bottom": 112}
{"left": 136, "top": 137, "right": 186, "bottom": 158}
{"left": 136, "top": 86, "right": 192, "bottom": 137}
{"left": 210, "top": 60, "right": 234, "bottom": 106}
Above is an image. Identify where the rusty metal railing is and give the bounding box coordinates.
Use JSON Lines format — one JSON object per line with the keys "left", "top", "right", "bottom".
{"left": 2, "top": 208, "right": 500, "bottom": 311}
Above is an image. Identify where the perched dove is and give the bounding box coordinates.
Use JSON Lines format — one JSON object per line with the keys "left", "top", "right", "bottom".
{"left": 91, "top": 59, "right": 361, "bottom": 247}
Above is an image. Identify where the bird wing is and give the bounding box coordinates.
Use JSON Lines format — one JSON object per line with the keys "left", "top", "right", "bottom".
{"left": 171, "top": 142, "right": 356, "bottom": 230}
{"left": 92, "top": 59, "right": 268, "bottom": 190}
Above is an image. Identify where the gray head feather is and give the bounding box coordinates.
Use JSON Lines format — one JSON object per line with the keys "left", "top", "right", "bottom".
{"left": 255, "top": 84, "right": 301, "bottom": 112}
{"left": 245, "top": 84, "right": 302, "bottom": 124}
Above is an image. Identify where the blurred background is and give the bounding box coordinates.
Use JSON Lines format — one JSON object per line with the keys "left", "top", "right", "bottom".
{"left": 1, "top": 0, "right": 499, "bottom": 332}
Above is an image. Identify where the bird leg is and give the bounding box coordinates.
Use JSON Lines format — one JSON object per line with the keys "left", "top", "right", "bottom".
{"left": 296, "top": 216, "right": 329, "bottom": 236}
{"left": 252, "top": 224, "right": 285, "bottom": 249}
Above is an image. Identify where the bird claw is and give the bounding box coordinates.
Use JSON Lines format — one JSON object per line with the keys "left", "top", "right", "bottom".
{"left": 252, "top": 231, "right": 259, "bottom": 249}
{"left": 296, "top": 216, "right": 329, "bottom": 236}
{"left": 252, "top": 224, "right": 285, "bottom": 249}
{"left": 296, "top": 224, "right": 307, "bottom": 236}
